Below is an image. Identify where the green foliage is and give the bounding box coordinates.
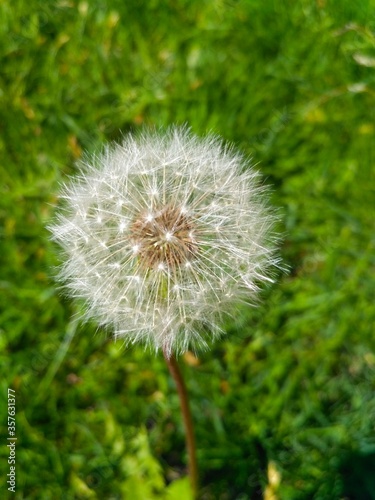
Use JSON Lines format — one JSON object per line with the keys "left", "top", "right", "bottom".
{"left": 1, "top": 0, "right": 374, "bottom": 498}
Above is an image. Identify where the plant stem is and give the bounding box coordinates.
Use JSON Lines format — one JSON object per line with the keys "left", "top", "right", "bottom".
{"left": 163, "top": 350, "right": 198, "bottom": 498}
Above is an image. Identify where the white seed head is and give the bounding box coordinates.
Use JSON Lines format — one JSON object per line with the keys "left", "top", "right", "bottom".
{"left": 49, "top": 126, "right": 280, "bottom": 356}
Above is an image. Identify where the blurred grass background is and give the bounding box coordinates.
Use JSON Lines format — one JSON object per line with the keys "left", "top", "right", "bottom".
{"left": 1, "top": 0, "right": 375, "bottom": 498}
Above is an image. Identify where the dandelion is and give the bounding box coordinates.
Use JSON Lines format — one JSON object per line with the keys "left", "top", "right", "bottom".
{"left": 49, "top": 126, "right": 280, "bottom": 496}
{"left": 49, "top": 126, "right": 279, "bottom": 357}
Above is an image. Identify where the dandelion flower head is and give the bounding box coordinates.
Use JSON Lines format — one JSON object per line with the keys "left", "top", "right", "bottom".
{"left": 49, "top": 127, "right": 279, "bottom": 356}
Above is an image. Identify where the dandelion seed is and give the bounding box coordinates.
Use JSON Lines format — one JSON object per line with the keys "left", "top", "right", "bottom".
{"left": 48, "top": 126, "right": 280, "bottom": 356}
{"left": 118, "top": 221, "right": 127, "bottom": 233}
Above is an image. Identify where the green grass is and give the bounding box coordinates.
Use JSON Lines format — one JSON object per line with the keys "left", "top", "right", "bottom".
{"left": 1, "top": 1, "right": 375, "bottom": 498}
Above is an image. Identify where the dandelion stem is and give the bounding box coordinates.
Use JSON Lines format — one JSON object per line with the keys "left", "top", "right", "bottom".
{"left": 163, "top": 350, "right": 198, "bottom": 498}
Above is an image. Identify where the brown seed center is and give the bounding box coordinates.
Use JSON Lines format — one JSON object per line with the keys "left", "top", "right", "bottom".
{"left": 130, "top": 204, "right": 198, "bottom": 269}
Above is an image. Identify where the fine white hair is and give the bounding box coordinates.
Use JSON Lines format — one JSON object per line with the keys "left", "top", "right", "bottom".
{"left": 49, "top": 126, "right": 280, "bottom": 357}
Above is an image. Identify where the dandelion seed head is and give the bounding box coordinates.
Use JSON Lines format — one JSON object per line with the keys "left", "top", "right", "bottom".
{"left": 48, "top": 126, "right": 281, "bottom": 356}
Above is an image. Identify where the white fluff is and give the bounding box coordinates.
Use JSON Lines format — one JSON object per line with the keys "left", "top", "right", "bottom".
{"left": 49, "top": 127, "right": 280, "bottom": 356}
